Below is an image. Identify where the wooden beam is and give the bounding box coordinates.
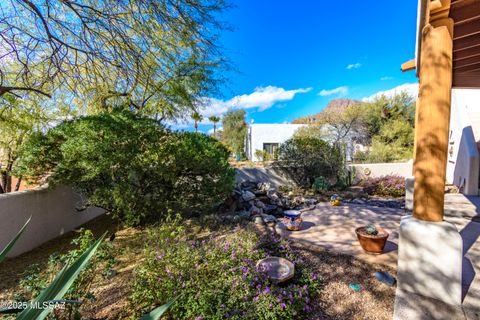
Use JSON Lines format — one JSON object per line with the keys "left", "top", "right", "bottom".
{"left": 453, "top": 17, "right": 480, "bottom": 39}
{"left": 413, "top": 20, "right": 454, "bottom": 222}
{"left": 454, "top": 34, "right": 480, "bottom": 51}
{"left": 453, "top": 55, "right": 480, "bottom": 68}
{"left": 401, "top": 59, "right": 416, "bottom": 72}
{"left": 454, "top": 61, "right": 480, "bottom": 72}
{"left": 453, "top": 71, "right": 480, "bottom": 87}
{"left": 450, "top": 3, "right": 480, "bottom": 24}
{"left": 453, "top": 44, "right": 480, "bottom": 60}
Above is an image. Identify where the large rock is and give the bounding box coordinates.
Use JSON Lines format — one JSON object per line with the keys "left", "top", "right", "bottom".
{"left": 242, "top": 190, "right": 256, "bottom": 202}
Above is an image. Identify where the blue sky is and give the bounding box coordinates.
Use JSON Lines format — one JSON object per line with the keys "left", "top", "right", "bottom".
{"left": 192, "top": 0, "right": 419, "bottom": 133}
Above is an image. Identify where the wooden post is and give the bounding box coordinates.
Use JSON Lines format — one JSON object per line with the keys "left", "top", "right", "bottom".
{"left": 413, "top": 19, "right": 453, "bottom": 222}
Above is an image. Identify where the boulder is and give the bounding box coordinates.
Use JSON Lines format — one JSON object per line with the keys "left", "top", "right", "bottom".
{"left": 238, "top": 210, "right": 250, "bottom": 219}
{"left": 261, "top": 214, "right": 277, "bottom": 224}
{"left": 242, "top": 190, "right": 256, "bottom": 202}
{"left": 253, "top": 216, "right": 265, "bottom": 225}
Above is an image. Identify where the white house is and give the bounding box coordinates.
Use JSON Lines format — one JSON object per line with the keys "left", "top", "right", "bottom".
{"left": 245, "top": 124, "right": 305, "bottom": 161}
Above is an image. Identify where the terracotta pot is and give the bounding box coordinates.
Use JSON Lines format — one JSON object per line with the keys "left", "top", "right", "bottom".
{"left": 355, "top": 226, "right": 389, "bottom": 254}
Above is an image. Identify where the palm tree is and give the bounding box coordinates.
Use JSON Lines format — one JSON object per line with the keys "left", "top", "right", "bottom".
{"left": 191, "top": 112, "right": 203, "bottom": 133}
{"left": 208, "top": 115, "right": 221, "bottom": 136}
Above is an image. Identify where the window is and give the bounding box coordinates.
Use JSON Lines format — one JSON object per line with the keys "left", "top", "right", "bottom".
{"left": 263, "top": 143, "right": 279, "bottom": 155}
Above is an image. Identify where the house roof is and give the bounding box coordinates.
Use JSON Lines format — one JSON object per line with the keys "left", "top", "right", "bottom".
{"left": 450, "top": 0, "right": 480, "bottom": 87}
{"left": 406, "top": 0, "right": 480, "bottom": 88}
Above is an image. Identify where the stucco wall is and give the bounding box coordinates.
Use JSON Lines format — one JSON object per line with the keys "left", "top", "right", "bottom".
{"left": 246, "top": 124, "right": 305, "bottom": 161}
{"left": 348, "top": 160, "right": 414, "bottom": 184}
{"left": 235, "top": 167, "right": 292, "bottom": 187}
{"left": 446, "top": 89, "right": 480, "bottom": 195}
{"left": 0, "top": 186, "right": 104, "bottom": 257}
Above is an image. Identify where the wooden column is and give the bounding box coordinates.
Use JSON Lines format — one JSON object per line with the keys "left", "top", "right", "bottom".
{"left": 413, "top": 19, "right": 453, "bottom": 222}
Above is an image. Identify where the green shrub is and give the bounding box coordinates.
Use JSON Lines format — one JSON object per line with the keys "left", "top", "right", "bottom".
{"left": 130, "top": 218, "right": 320, "bottom": 319}
{"left": 312, "top": 176, "right": 330, "bottom": 192}
{"left": 16, "top": 110, "right": 235, "bottom": 225}
{"left": 254, "top": 149, "right": 272, "bottom": 162}
{"left": 273, "top": 137, "right": 344, "bottom": 188}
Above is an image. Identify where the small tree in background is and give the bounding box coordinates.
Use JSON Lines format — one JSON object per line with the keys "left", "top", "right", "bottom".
{"left": 316, "top": 100, "right": 367, "bottom": 146}
{"left": 222, "top": 109, "right": 247, "bottom": 158}
{"left": 208, "top": 115, "right": 221, "bottom": 136}
{"left": 191, "top": 112, "right": 204, "bottom": 133}
{"left": 273, "top": 137, "right": 344, "bottom": 188}
{"left": 356, "top": 92, "right": 416, "bottom": 163}
{"left": 0, "top": 95, "right": 55, "bottom": 193}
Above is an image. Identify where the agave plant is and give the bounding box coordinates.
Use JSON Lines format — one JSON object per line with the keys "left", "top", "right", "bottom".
{"left": 0, "top": 217, "right": 106, "bottom": 319}
{"left": 0, "top": 218, "right": 175, "bottom": 319}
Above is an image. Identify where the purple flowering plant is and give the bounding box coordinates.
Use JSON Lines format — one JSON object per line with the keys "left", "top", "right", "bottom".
{"left": 362, "top": 174, "right": 406, "bottom": 197}
{"left": 130, "top": 217, "right": 320, "bottom": 319}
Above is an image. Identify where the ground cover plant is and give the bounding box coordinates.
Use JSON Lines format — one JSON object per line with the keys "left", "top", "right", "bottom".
{"left": 15, "top": 110, "right": 235, "bottom": 226}
{"left": 130, "top": 217, "right": 321, "bottom": 320}
{"left": 361, "top": 175, "right": 406, "bottom": 198}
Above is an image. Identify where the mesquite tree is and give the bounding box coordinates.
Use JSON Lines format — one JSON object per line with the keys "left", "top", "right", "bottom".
{"left": 0, "top": 0, "right": 230, "bottom": 119}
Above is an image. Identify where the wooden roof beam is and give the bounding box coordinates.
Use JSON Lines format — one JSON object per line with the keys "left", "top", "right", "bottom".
{"left": 401, "top": 59, "right": 416, "bottom": 72}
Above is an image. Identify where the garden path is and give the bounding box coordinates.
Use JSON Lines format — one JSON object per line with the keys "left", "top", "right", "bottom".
{"left": 283, "top": 197, "right": 480, "bottom": 319}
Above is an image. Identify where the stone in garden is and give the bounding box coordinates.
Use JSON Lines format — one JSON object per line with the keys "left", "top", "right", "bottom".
{"left": 352, "top": 198, "right": 366, "bottom": 205}
{"left": 253, "top": 216, "right": 265, "bottom": 225}
{"left": 250, "top": 204, "right": 263, "bottom": 216}
{"left": 238, "top": 210, "right": 250, "bottom": 219}
{"left": 264, "top": 204, "right": 278, "bottom": 214}
{"left": 242, "top": 190, "right": 256, "bottom": 202}
{"left": 241, "top": 181, "right": 257, "bottom": 190}
{"left": 267, "top": 191, "right": 279, "bottom": 201}
{"left": 261, "top": 214, "right": 277, "bottom": 223}
{"left": 257, "top": 182, "right": 271, "bottom": 192}
{"left": 275, "top": 221, "right": 288, "bottom": 238}
{"left": 255, "top": 200, "right": 266, "bottom": 209}
{"left": 293, "top": 196, "right": 304, "bottom": 204}
{"left": 304, "top": 198, "right": 318, "bottom": 206}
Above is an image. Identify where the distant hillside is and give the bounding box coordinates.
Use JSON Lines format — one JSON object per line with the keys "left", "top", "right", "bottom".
{"left": 292, "top": 98, "right": 361, "bottom": 124}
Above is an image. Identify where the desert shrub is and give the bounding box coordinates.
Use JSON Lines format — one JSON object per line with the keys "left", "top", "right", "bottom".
{"left": 254, "top": 149, "right": 272, "bottom": 162}
{"left": 312, "top": 176, "right": 330, "bottom": 192}
{"left": 273, "top": 137, "right": 344, "bottom": 188}
{"left": 362, "top": 175, "right": 406, "bottom": 197}
{"left": 16, "top": 110, "right": 235, "bottom": 226}
{"left": 14, "top": 229, "right": 115, "bottom": 319}
{"left": 130, "top": 218, "right": 320, "bottom": 320}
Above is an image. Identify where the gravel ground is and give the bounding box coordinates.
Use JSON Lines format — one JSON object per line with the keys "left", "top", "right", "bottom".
{"left": 295, "top": 242, "right": 396, "bottom": 320}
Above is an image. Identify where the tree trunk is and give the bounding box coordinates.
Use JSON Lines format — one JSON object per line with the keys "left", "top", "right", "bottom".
{"left": 15, "top": 176, "right": 22, "bottom": 192}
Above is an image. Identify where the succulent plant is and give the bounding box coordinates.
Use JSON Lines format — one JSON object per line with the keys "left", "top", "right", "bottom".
{"left": 364, "top": 225, "right": 378, "bottom": 236}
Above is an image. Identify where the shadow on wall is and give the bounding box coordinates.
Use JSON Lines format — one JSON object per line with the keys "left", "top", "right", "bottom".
{"left": 0, "top": 186, "right": 104, "bottom": 257}
{"left": 235, "top": 167, "right": 293, "bottom": 187}
{"left": 451, "top": 126, "right": 480, "bottom": 195}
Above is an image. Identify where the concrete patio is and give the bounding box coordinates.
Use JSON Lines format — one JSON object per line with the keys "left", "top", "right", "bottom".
{"left": 282, "top": 194, "right": 480, "bottom": 319}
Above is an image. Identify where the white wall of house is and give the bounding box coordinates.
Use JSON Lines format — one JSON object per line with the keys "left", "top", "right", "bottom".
{"left": 446, "top": 88, "right": 480, "bottom": 195}
{"left": 246, "top": 124, "right": 305, "bottom": 161}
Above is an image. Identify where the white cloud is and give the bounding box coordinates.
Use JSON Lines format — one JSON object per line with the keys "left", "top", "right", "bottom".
{"left": 208, "top": 126, "right": 223, "bottom": 134}
{"left": 346, "top": 63, "right": 362, "bottom": 70}
{"left": 362, "top": 83, "right": 419, "bottom": 102}
{"left": 318, "top": 86, "right": 348, "bottom": 97}
{"left": 380, "top": 76, "right": 393, "bottom": 81}
{"left": 199, "top": 85, "right": 312, "bottom": 118}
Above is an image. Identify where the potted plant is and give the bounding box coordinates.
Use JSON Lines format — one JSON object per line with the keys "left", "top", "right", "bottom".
{"left": 355, "top": 225, "right": 389, "bottom": 254}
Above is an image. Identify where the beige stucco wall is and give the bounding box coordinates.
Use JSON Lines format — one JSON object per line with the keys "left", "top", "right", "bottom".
{"left": 0, "top": 186, "right": 104, "bottom": 257}
{"left": 349, "top": 160, "right": 414, "bottom": 184}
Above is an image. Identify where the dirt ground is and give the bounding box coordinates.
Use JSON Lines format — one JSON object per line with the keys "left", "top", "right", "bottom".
{"left": 0, "top": 215, "right": 395, "bottom": 319}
